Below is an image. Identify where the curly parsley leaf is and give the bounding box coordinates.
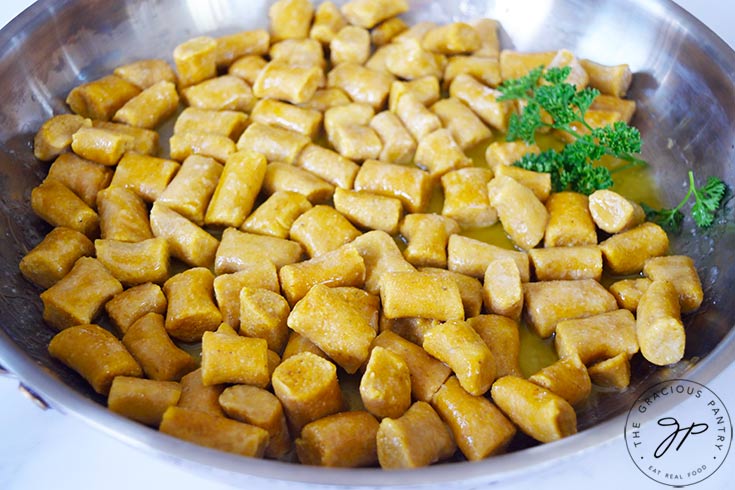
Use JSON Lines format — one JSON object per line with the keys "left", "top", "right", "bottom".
{"left": 644, "top": 171, "right": 727, "bottom": 231}
{"left": 498, "top": 64, "right": 645, "bottom": 195}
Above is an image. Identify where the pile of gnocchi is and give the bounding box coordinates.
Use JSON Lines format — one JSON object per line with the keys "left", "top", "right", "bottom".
{"left": 20, "top": 0, "right": 702, "bottom": 470}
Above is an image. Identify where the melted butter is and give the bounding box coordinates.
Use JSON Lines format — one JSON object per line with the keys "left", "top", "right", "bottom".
{"left": 518, "top": 321, "right": 559, "bottom": 378}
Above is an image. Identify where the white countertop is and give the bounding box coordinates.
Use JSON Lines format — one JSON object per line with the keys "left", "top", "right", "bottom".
{"left": 1, "top": 1, "right": 733, "bottom": 489}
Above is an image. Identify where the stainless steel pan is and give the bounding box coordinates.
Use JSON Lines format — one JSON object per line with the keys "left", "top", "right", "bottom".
{"left": 0, "top": 0, "right": 733, "bottom": 486}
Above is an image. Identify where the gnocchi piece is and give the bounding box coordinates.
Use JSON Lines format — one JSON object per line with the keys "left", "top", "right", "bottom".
{"left": 373, "top": 331, "right": 451, "bottom": 402}
{"left": 157, "top": 155, "right": 223, "bottom": 226}
{"left": 228, "top": 55, "right": 268, "bottom": 85}
{"left": 528, "top": 355, "right": 591, "bottom": 406}
{"left": 414, "top": 128, "right": 472, "bottom": 178}
{"left": 278, "top": 244, "right": 365, "bottom": 305}
{"left": 160, "top": 406, "right": 268, "bottom": 457}
{"left": 609, "top": 277, "right": 651, "bottom": 312}
{"left": 371, "top": 17, "right": 408, "bottom": 46}
{"left": 419, "top": 267, "right": 483, "bottom": 319}
{"left": 341, "top": 0, "right": 409, "bottom": 29}
{"left": 113, "top": 59, "right": 177, "bottom": 90}
{"left": 467, "top": 315, "right": 522, "bottom": 378}
{"left": 310, "top": 1, "right": 347, "bottom": 44}
{"left": 282, "top": 330, "right": 329, "bottom": 361}
{"left": 487, "top": 175, "right": 548, "bottom": 250}
{"left": 214, "top": 227, "right": 303, "bottom": 274}
{"left": 262, "top": 162, "right": 335, "bottom": 203}
{"left": 110, "top": 153, "right": 180, "bottom": 202}
{"left": 213, "top": 265, "right": 281, "bottom": 329}
{"left": 215, "top": 29, "right": 270, "bottom": 67}
{"left": 491, "top": 375, "right": 577, "bottom": 443}
{"left": 105, "top": 283, "right": 167, "bottom": 334}
{"left": 201, "top": 331, "right": 270, "bottom": 387}
{"left": 177, "top": 368, "right": 224, "bottom": 416}
{"left": 271, "top": 352, "right": 344, "bottom": 435}
{"left": 485, "top": 140, "right": 541, "bottom": 170}
{"left": 113, "top": 80, "right": 179, "bottom": 129}
{"left": 288, "top": 284, "right": 375, "bottom": 374}
{"left": 440, "top": 167, "right": 497, "bottom": 228}
{"left": 588, "top": 353, "right": 631, "bottom": 389}
{"left": 269, "top": 0, "right": 314, "bottom": 42}
{"left": 240, "top": 190, "right": 312, "bottom": 239}
{"left": 71, "top": 127, "right": 134, "bottom": 166}
{"left": 431, "top": 376, "right": 516, "bottom": 461}
{"left": 483, "top": 258, "right": 524, "bottom": 321}
{"left": 390, "top": 88, "right": 442, "bottom": 141}
{"left": 493, "top": 165, "right": 551, "bottom": 202}
{"left": 94, "top": 120, "right": 160, "bottom": 154}
{"left": 384, "top": 39, "right": 446, "bottom": 80}
{"left": 369, "top": 111, "right": 416, "bottom": 165}
{"left": 122, "top": 312, "right": 196, "bottom": 381}
{"left": 169, "top": 131, "right": 236, "bottom": 163}
{"left": 173, "top": 36, "right": 217, "bottom": 87}
{"left": 40, "top": 257, "right": 122, "bottom": 330}
{"left": 422, "top": 22, "right": 481, "bottom": 55}
{"left": 529, "top": 246, "right": 603, "bottom": 281}
{"left": 580, "top": 59, "right": 633, "bottom": 97}
{"left": 544, "top": 192, "right": 597, "bottom": 247}
{"left": 328, "top": 123, "right": 383, "bottom": 162}
{"left": 66, "top": 74, "right": 141, "bottom": 120}
{"left": 636, "top": 280, "right": 685, "bottom": 366}
{"left": 443, "top": 55, "right": 502, "bottom": 89}
{"left": 253, "top": 61, "right": 323, "bottom": 104}
{"left": 449, "top": 74, "right": 512, "bottom": 131}
{"left": 381, "top": 271, "right": 464, "bottom": 321}
{"left": 299, "top": 87, "right": 351, "bottom": 112}
{"left": 643, "top": 255, "right": 703, "bottom": 313}
{"left": 469, "top": 18, "right": 500, "bottom": 57}
{"left": 499, "top": 50, "right": 556, "bottom": 81}
{"left": 238, "top": 287, "right": 291, "bottom": 353}
{"left": 149, "top": 202, "right": 219, "bottom": 268}
{"left": 173, "top": 108, "right": 248, "bottom": 140}
{"left": 236, "top": 122, "right": 310, "bottom": 164}
{"left": 353, "top": 160, "right": 432, "bottom": 213}
{"left": 376, "top": 401, "right": 455, "bottom": 469}
{"left": 447, "top": 234, "right": 530, "bottom": 281}
{"left": 19, "top": 227, "right": 94, "bottom": 289}
{"left": 163, "top": 267, "right": 222, "bottom": 343}
{"left": 400, "top": 214, "right": 460, "bottom": 269}
{"left": 350, "top": 230, "right": 416, "bottom": 294}
{"left": 330, "top": 26, "right": 371, "bottom": 66}
{"left": 108, "top": 376, "right": 181, "bottom": 427}
{"left": 523, "top": 279, "right": 618, "bottom": 338}
{"left": 94, "top": 237, "right": 170, "bottom": 286}
{"left": 182, "top": 75, "right": 254, "bottom": 112}
{"left": 96, "top": 186, "right": 152, "bottom": 242}
{"left": 48, "top": 323, "right": 141, "bottom": 395}
{"left": 599, "top": 222, "right": 669, "bottom": 275}
{"left": 554, "top": 309, "right": 639, "bottom": 365}
{"left": 360, "top": 346, "right": 412, "bottom": 419}
{"left": 251, "top": 99, "right": 323, "bottom": 139}
{"left": 431, "top": 97, "right": 492, "bottom": 150}
{"left": 333, "top": 187, "right": 403, "bottom": 234}
{"left": 296, "top": 411, "right": 379, "bottom": 467}
{"left": 423, "top": 319, "right": 496, "bottom": 396}
{"left": 204, "top": 150, "right": 267, "bottom": 228}
{"left": 290, "top": 205, "right": 361, "bottom": 257}
{"left": 33, "top": 114, "right": 92, "bottom": 162}
{"left": 219, "top": 385, "right": 291, "bottom": 459}
{"left": 547, "top": 49, "right": 589, "bottom": 89}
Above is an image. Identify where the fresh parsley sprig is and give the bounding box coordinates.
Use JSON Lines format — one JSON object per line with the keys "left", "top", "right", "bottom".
{"left": 497, "top": 65, "right": 646, "bottom": 195}
{"left": 643, "top": 171, "right": 727, "bottom": 232}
